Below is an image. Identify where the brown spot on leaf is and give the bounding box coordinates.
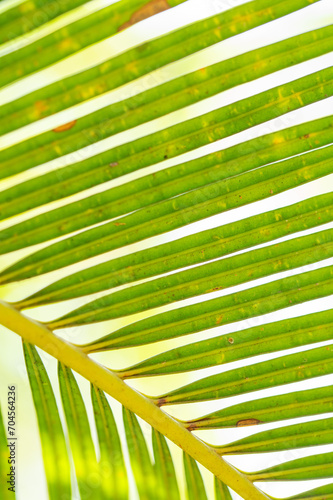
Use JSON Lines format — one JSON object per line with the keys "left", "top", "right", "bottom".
{"left": 236, "top": 418, "right": 262, "bottom": 427}
{"left": 114, "top": 222, "right": 126, "bottom": 226}
{"left": 118, "top": 0, "right": 170, "bottom": 31}
{"left": 216, "top": 315, "right": 223, "bottom": 325}
{"left": 186, "top": 422, "right": 198, "bottom": 431}
{"left": 228, "top": 338, "right": 234, "bottom": 344}
{"left": 303, "top": 133, "right": 310, "bottom": 139}
{"left": 53, "top": 120, "right": 77, "bottom": 132}
{"left": 156, "top": 397, "right": 166, "bottom": 407}
{"left": 109, "top": 162, "right": 119, "bottom": 167}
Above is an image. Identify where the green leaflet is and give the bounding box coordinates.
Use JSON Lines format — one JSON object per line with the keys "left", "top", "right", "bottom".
{"left": 152, "top": 429, "right": 180, "bottom": 500}
{"left": 123, "top": 408, "right": 156, "bottom": 500}
{"left": 0, "top": 0, "right": 318, "bottom": 128}
{"left": 214, "top": 478, "right": 232, "bottom": 500}
{"left": 119, "top": 309, "right": 333, "bottom": 378}
{"left": 2, "top": 143, "right": 333, "bottom": 286}
{"left": 250, "top": 452, "right": 333, "bottom": 481}
{"left": 287, "top": 482, "right": 333, "bottom": 499}
{"left": 215, "top": 417, "right": 333, "bottom": 454}
{"left": 0, "top": 405, "right": 14, "bottom": 500}
{"left": 16, "top": 191, "right": 333, "bottom": 308}
{"left": 91, "top": 385, "right": 128, "bottom": 500}
{"left": 58, "top": 363, "right": 100, "bottom": 500}
{"left": 0, "top": 0, "right": 187, "bottom": 88}
{"left": 186, "top": 384, "right": 333, "bottom": 430}
{"left": 82, "top": 265, "right": 333, "bottom": 352}
{"left": 183, "top": 453, "right": 208, "bottom": 500}
{"left": 1, "top": 114, "right": 332, "bottom": 253}
{"left": 0, "top": 0, "right": 89, "bottom": 44}
{"left": 155, "top": 342, "right": 333, "bottom": 405}
{"left": 22, "top": 342, "right": 71, "bottom": 500}
{"left": 1, "top": 67, "right": 331, "bottom": 222}
{"left": 47, "top": 228, "right": 333, "bottom": 328}
{"left": 1, "top": 25, "right": 332, "bottom": 177}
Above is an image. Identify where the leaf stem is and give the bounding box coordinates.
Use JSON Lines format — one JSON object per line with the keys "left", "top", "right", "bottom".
{"left": 0, "top": 299, "right": 269, "bottom": 500}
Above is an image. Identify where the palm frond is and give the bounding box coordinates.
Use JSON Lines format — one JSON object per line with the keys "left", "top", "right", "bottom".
{"left": 0, "top": 0, "right": 332, "bottom": 498}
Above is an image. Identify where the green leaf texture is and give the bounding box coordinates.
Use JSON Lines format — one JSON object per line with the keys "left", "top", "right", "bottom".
{"left": 22, "top": 342, "right": 71, "bottom": 500}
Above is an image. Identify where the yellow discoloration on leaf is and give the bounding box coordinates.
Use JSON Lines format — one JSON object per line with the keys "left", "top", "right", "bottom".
{"left": 273, "top": 136, "right": 285, "bottom": 145}
{"left": 58, "top": 38, "right": 75, "bottom": 51}
{"left": 20, "top": 1, "right": 35, "bottom": 13}
{"left": 53, "top": 120, "right": 77, "bottom": 133}
{"left": 118, "top": 0, "right": 170, "bottom": 32}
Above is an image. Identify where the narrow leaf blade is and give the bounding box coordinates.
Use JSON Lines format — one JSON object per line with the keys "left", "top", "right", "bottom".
{"left": 183, "top": 452, "right": 208, "bottom": 500}
{"left": 152, "top": 429, "right": 180, "bottom": 500}
{"left": 251, "top": 452, "right": 333, "bottom": 481}
{"left": 58, "top": 363, "right": 100, "bottom": 500}
{"left": 123, "top": 408, "right": 156, "bottom": 500}
{"left": 215, "top": 477, "right": 233, "bottom": 500}
{"left": 91, "top": 385, "right": 128, "bottom": 500}
{"left": 216, "top": 417, "right": 333, "bottom": 455}
{"left": 23, "top": 342, "right": 71, "bottom": 500}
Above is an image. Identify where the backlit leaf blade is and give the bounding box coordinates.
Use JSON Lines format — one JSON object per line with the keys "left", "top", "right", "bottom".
{"left": 22, "top": 342, "right": 71, "bottom": 500}
{"left": 1, "top": 114, "right": 332, "bottom": 257}
{"left": 186, "top": 385, "right": 333, "bottom": 430}
{"left": 1, "top": 25, "right": 332, "bottom": 178}
{"left": 119, "top": 309, "right": 333, "bottom": 378}
{"left": 156, "top": 343, "right": 333, "bottom": 406}
{"left": 91, "top": 385, "right": 128, "bottom": 500}
{"left": 250, "top": 452, "right": 333, "bottom": 481}
{"left": 183, "top": 452, "right": 208, "bottom": 500}
{"left": 0, "top": 0, "right": 318, "bottom": 128}
{"left": 58, "top": 363, "right": 100, "bottom": 500}
{"left": 1, "top": 67, "right": 331, "bottom": 224}
{"left": 215, "top": 417, "right": 333, "bottom": 455}
{"left": 0, "top": 0, "right": 187, "bottom": 88}
{"left": 48, "top": 228, "right": 333, "bottom": 328}
{"left": 2, "top": 145, "right": 333, "bottom": 286}
{"left": 123, "top": 408, "right": 156, "bottom": 500}
{"left": 4, "top": 67, "right": 333, "bottom": 225}
{"left": 215, "top": 478, "right": 232, "bottom": 500}
{"left": 152, "top": 429, "right": 180, "bottom": 500}
{"left": 287, "top": 482, "right": 333, "bottom": 499}
{"left": 16, "top": 190, "right": 333, "bottom": 308}
{"left": 0, "top": 0, "right": 88, "bottom": 44}
{"left": 82, "top": 265, "right": 333, "bottom": 352}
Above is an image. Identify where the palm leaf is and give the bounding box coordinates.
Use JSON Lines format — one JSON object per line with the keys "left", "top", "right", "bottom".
{"left": 58, "top": 363, "right": 101, "bottom": 499}
{"left": 123, "top": 408, "right": 157, "bottom": 499}
{"left": 1, "top": 24, "right": 331, "bottom": 177}
{"left": 0, "top": 0, "right": 317, "bottom": 127}
{"left": 22, "top": 342, "right": 71, "bottom": 500}
{"left": 0, "top": 0, "right": 332, "bottom": 498}
{"left": 152, "top": 429, "right": 181, "bottom": 500}
{"left": 183, "top": 452, "right": 208, "bottom": 500}
{"left": 0, "top": 0, "right": 187, "bottom": 87}
{"left": 91, "top": 384, "right": 128, "bottom": 500}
